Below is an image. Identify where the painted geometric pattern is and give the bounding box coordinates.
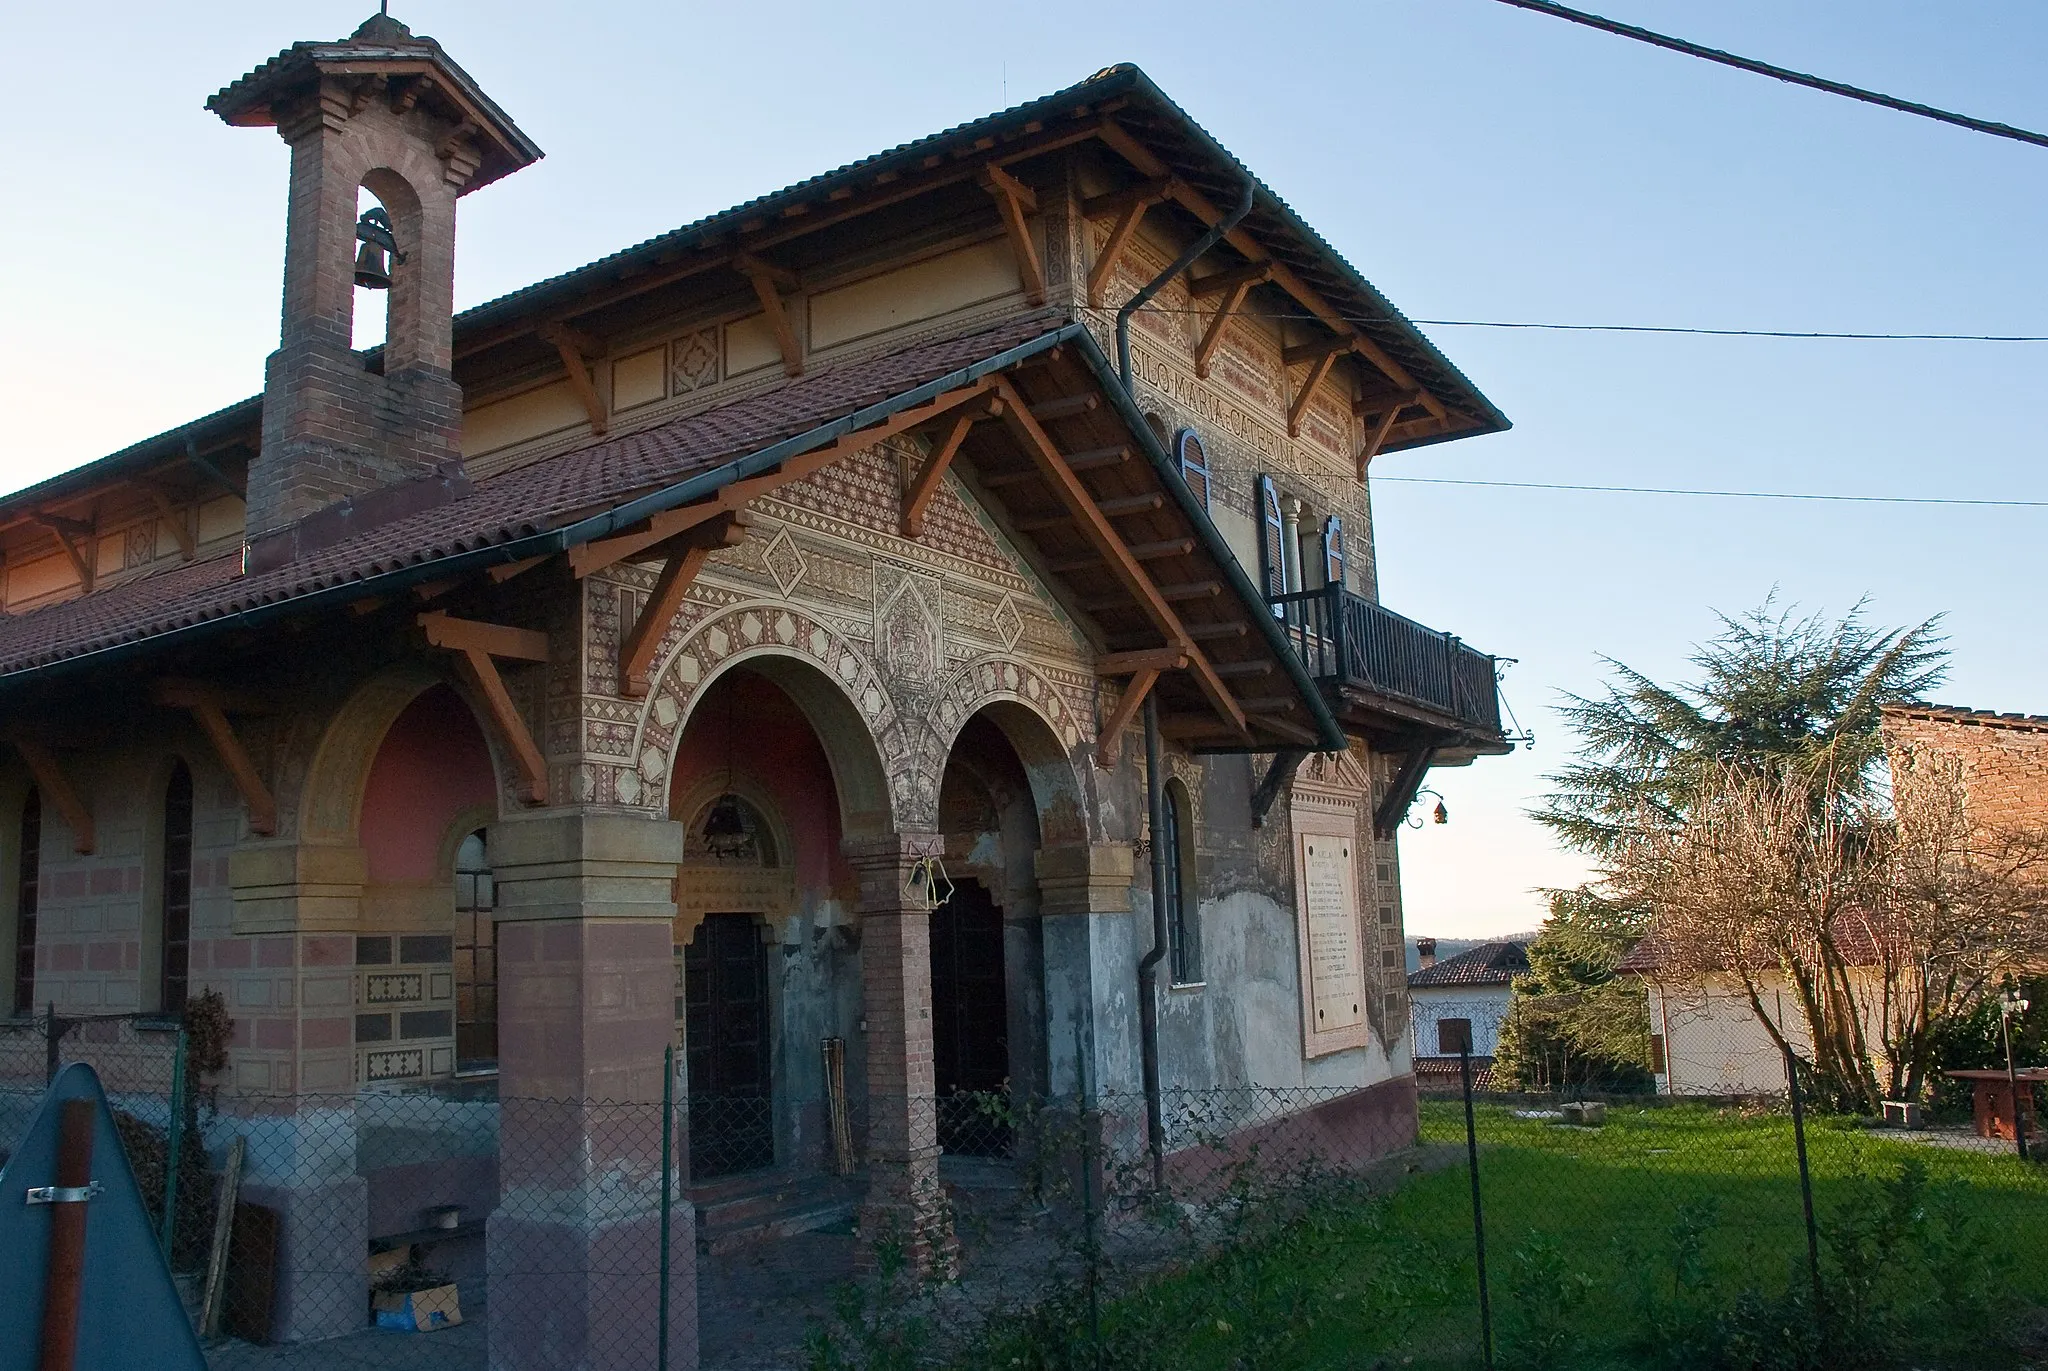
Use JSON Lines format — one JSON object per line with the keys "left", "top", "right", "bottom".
{"left": 771, "top": 443, "right": 1017, "bottom": 575}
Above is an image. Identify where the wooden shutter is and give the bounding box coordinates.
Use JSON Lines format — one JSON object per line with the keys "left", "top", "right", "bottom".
{"left": 1322, "top": 514, "right": 1346, "bottom": 589}
{"left": 1258, "top": 475, "right": 1285, "bottom": 604}
{"left": 1175, "top": 429, "right": 1211, "bottom": 511}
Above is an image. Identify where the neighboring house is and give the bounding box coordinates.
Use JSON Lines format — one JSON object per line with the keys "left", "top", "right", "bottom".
{"left": 1625, "top": 701, "right": 2048, "bottom": 1098}
{"left": 1408, "top": 937, "right": 1529, "bottom": 1087}
{"left": 0, "top": 15, "right": 1517, "bottom": 1364}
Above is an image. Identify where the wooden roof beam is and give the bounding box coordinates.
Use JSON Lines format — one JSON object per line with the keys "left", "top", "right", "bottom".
{"left": 134, "top": 479, "right": 196, "bottom": 561}
{"left": 10, "top": 739, "right": 94, "bottom": 853}
{"left": 32, "top": 513, "right": 96, "bottom": 594}
{"left": 991, "top": 374, "right": 1248, "bottom": 742}
{"left": 980, "top": 166, "right": 1045, "bottom": 306}
{"left": 417, "top": 612, "right": 550, "bottom": 805}
{"left": 1194, "top": 276, "right": 1256, "bottom": 379}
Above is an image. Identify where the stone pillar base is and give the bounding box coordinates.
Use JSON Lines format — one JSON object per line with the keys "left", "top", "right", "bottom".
{"left": 240, "top": 1176, "right": 368, "bottom": 1343}
{"left": 487, "top": 1206, "right": 696, "bottom": 1371}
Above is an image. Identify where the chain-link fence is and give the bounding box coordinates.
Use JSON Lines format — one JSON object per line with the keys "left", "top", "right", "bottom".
{"left": 7, "top": 1046, "right": 2047, "bottom": 1369}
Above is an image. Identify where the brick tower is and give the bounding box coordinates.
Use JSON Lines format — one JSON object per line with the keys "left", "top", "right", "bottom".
{"left": 208, "top": 14, "right": 541, "bottom": 572}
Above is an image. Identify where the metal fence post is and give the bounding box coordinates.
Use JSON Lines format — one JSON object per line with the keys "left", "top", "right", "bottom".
{"left": 1076, "top": 1021, "right": 1102, "bottom": 1369}
{"left": 659, "top": 1042, "right": 675, "bottom": 1371}
{"left": 2001, "top": 997, "right": 2031, "bottom": 1162}
{"left": 1783, "top": 1045, "right": 1825, "bottom": 1329}
{"left": 161, "top": 1026, "right": 189, "bottom": 1261}
{"left": 44, "top": 1002, "right": 60, "bottom": 1085}
{"left": 1461, "top": 1044, "right": 1494, "bottom": 1371}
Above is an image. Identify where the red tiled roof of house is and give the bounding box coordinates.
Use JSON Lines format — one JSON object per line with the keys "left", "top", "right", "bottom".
{"left": 1883, "top": 702, "right": 2048, "bottom": 735}
{"left": 1616, "top": 915, "right": 1887, "bottom": 975}
{"left": 1408, "top": 939, "right": 1529, "bottom": 988}
{"left": 0, "top": 314, "right": 1063, "bottom": 680}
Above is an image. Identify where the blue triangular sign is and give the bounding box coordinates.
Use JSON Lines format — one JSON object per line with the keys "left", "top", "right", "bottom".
{"left": 0, "top": 1064, "right": 207, "bottom": 1371}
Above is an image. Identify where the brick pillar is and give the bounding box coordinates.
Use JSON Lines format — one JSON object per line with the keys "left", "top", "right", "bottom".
{"left": 485, "top": 810, "right": 695, "bottom": 1371}
{"left": 844, "top": 832, "right": 955, "bottom": 1273}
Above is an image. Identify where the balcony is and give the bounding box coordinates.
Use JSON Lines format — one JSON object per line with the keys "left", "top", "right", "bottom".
{"left": 1268, "top": 586, "right": 1508, "bottom": 755}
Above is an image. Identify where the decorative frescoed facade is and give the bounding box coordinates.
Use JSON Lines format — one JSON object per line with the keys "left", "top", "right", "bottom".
{"left": 0, "top": 14, "right": 1514, "bottom": 1366}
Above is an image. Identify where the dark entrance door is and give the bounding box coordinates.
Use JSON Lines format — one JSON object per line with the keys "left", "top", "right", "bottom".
{"left": 684, "top": 912, "right": 773, "bottom": 1180}
{"left": 930, "top": 879, "right": 1010, "bottom": 1155}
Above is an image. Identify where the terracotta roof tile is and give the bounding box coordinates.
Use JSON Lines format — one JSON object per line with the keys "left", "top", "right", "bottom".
{"left": 1409, "top": 940, "right": 1529, "bottom": 988}
{"left": 0, "top": 314, "right": 1062, "bottom": 680}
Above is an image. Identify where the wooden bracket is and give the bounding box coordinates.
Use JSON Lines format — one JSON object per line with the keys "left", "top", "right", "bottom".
{"left": 569, "top": 379, "right": 999, "bottom": 578}
{"left": 33, "top": 514, "right": 95, "bottom": 595}
{"left": 152, "top": 680, "right": 277, "bottom": 837}
{"left": 1194, "top": 276, "right": 1255, "bottom": 379}
{"left": 134, "top": 480, "right": 196, "bottom": 561}
{"left": 417, "top": 612, "right": 551, "bottom": 805}
{"left": 617, "top": 512, "right": 752, "bottom": 697}
{"left": 980, "top": 166, "right": 1045, "bottom": 306}
{"left": 1354, "top": 391, "right": 1421, "bottom": 478}
{"left": 1286, "top": 346, "right": 1346, "bottom": 438}
{"left": 1096, "top": 668, "right": 1159, "bottom": 770}
{"left": 1372, "top": 744, "right": 1440, "bottom": 840}
{"left": 1083, "top": 177, "right": 1177, "bottom": 308}
{"left": 1096, "top": 646, "right": 1189, "bottom": 676}
{"left": 183, "top": 438, "right": 244, "bottom": 499}
{"left": 10, "top": 740, "right": 94, "bottom": 853}
{"left": 487, "top": 555, "right": 550, "bottom": 584}
{"left": 1249, "top": 749, "right": 1306, "bottom": 829}
{"left": 537, "top": 322, "right": 608, "bottom": 436}
{"left": 734, "top": 254, "right": 804, "bottom": 377}
{"left": 902, "top": 394, "right": 1001, "bottom": 537}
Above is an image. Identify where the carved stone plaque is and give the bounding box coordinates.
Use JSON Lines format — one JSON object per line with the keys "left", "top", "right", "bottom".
{"left": 1303, "top": 839, "right": 1362, "bottom": 1033}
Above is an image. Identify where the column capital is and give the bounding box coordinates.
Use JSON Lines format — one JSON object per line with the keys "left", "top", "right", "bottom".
{"left": 839, "top": 830, "right": 944, "bottom": 871}
{"left": 1034, "top": 842, "right": 1136, "bottom": 918}
{"left": 491, "top": 808, "right": 685, "bottom": 923}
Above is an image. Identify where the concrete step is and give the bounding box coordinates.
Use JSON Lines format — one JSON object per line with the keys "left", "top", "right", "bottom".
{"left": 695, "top": 1174, "right": 860, "bottom": 1255}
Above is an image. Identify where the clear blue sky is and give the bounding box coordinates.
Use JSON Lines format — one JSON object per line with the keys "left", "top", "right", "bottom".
{"left": 5, "top": 2, "right": 2044, "bottom": 938}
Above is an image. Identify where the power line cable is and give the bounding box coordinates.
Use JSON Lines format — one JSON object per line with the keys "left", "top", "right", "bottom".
{"left": 1489, "top": 0, "right": 2048, "bottom": 151}
{"left": 1373, "top": 476, "right": 2048, "bottom": 508}
{"left": 1138, "top": 309, "right": 2048, "bottom": 341}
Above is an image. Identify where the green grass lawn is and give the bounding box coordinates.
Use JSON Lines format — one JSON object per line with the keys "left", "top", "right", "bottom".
{"left": 962, "top": 1102, "right": 2048, "bottom": 1370}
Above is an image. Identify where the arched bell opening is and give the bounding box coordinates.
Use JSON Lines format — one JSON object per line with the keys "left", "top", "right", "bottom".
{"left": 932, "top": 709, "right": 1051, "bottom": 1156}
{"left": 669, "top": 664, "right": 862, "bottom": 1189}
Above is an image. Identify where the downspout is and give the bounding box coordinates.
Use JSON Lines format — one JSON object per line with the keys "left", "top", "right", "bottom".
{"left": 1119, "top": 179, "right": 1255, "bottom": 1190}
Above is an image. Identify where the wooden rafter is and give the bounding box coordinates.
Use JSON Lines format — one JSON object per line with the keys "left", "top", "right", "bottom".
{"left": 568, "top": 379, "right": 998, "bottom": 578}
{"left": 487, "top": 555, "right": 549, "bottom": 584}
{"left": 1095, "top": 668, "right": 1159, "bottom": 770}
{"left": 10, "top": 740, "right": 94, "bottom": 853}
{"left": 1355, "top": 399, "right": 1409, "bottom": 479}
{"left": 735, "top": 254, "right": 803, "bottom": 377}
{"left": 33, "top": 514, "right": 95, "bottom": 594}
{"left": 417, "top": 612, "right": 551, "bottom": 806}
{"left": 902, "top": 394, "right": 1001, "bottom": 538}
{"left": 617, "top": 512, "right": 752, "bottom": 698}
{"left": 537, "top": 322, "right": 608, "bottom": 436}
{"left": 152, "top": 680, "right": 277, "bottom": 837}
{"left": 979, "top": 166, "right": 1044, "bottom": 306}
{"left": 1286, "top": 348, "right": 1343, "bottom": 438}
{"left": 989, "top": 374, "right": 1249, "bottom": 742}
{"left": 1097, "top": 646, "right": 1189, "bottom": 675}
{"left": 1095, "top": 117, "right": 1448, "bottom": 423}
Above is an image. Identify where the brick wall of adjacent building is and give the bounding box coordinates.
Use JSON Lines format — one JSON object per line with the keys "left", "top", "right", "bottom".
{"left": 1883, "top": 704, "right": 2048, "bottom": 837}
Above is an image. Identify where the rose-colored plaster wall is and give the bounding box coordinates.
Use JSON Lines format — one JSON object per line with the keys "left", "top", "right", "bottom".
{"left": 669, "top": 670, "right": 849, "bottom": 894}
{"left": 360, "top": 685, "right": 498, "bottom": 885}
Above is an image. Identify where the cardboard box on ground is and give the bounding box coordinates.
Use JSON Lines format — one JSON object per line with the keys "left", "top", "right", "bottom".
{"left": 369, "top": 1245, "right": 463, "bottom": 1331}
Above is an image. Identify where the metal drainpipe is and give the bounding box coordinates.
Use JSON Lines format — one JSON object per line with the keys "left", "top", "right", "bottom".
{"left": 1137, "top": 691, "right": 1173, "bottom": 1191}
{"left": 1117, "top": 178, "right": 1255, "bottom": 1191}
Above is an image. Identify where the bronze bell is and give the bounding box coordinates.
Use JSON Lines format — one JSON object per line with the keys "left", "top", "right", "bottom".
{"left": 353, "top": 207, "right": 404, "bottom": 290}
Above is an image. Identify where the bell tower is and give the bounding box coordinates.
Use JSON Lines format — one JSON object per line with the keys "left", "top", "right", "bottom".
{"left": 209, "top": 14, "right": 541, "bottom": 572}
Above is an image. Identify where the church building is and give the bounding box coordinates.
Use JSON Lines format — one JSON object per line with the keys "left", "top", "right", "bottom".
{"left": 0, "top": 14, "right": 1511, "bottom": 1366}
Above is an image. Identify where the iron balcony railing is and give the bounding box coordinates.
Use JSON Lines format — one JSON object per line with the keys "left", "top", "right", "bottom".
{"left": 1268, "top": 586, "right": 1503, "bottom": 739}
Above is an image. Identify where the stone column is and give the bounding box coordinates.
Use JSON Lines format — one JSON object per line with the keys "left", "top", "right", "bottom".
{"left": 843, "top": 832, "right": 954, "bottom": 1273}
{"left": 485, "top": 810, "right": 695, "bottom": 1371}
{"left": 1035, "top": 843, "right": 1140, "bottom": 1102}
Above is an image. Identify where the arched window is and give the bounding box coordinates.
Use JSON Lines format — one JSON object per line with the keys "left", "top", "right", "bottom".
{"left": 1162, "top": 780, "right": 1201, "bottom": 985}
{"left": 159, "top": 763, "right": 194, "bottom": 1015}
{"left": 453, "top": 830, "right": 497, "bottom": 1071}
{"left": 14, "top": 787, "right": 40, "bottom": 1017}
